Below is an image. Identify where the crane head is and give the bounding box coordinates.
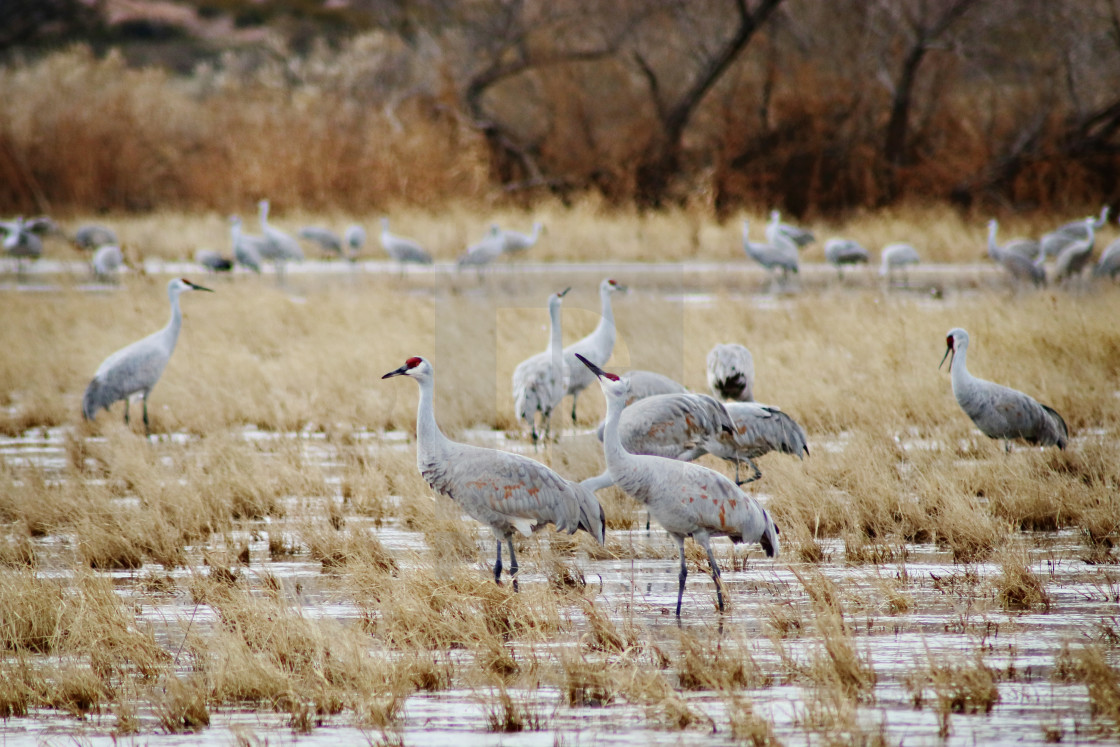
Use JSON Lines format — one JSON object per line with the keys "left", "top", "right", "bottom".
{"left": 576, "top": 354, "right": 630, "bottom": 401}
{"left": 183, "top": 278, "right": 214, "bottom": 292}
{"left": 605, "top": 278, "right": 628, "bottom": 293}
{"left": 940, "top": 328, "right": 968, "bottom": 372}
{"left": 383, "top": 356, "right": 428, "bottom": 380}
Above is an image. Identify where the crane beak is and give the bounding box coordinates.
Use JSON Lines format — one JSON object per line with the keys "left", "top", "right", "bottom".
{"left": 185, "top": 280, "right": 214, "bottom": 292}
{"left": 559, "top": 287, "right": 571, "bottom": 297}
{"left": 939, "top": 345, "right": 953, "bottom": 372}
{"left": 382, "top": 364, "right": 409, "bottom": 379}
{"left": 575, "top": 353, "right": 619, "bottom": 381}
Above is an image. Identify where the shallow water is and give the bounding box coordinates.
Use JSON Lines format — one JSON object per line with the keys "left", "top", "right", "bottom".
{"left": 1, "top": 424, "right": 1117, "bottom": 746}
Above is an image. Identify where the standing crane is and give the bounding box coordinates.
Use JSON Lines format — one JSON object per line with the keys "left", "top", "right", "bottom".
{"left": 577, "top": 354, "right": 778, "bottom": 617}
{"left": 705, "top": 402, "right": 809, "bottom": 484}
{"left": 230, "top": 216, "right": 264, "bottom": 274}
{"left": 72, "top": 224, "right": 118, "bottom": 252}
{"left": 298, "top": 226, "right": 343, "bottom": 257}
{"left": 1040, "top": 205, "right": 1109, "bottom": 258}
{"left": 742, "top": 220, "right": 798, "bottom": 287}
{"left": 879, "top": 243, "right": 920, "bottom": 287}
{"left": 82, "top": 278, "right": 213, "bottom": 434}
{"left": 512, "top": 288, "right": 571, "bottom": 444}
{"left": 257, "top": 199, "right": 304, "bottom": 281}
{"left": 1094, "top": 236, "right": 1120, "bottom": 280}
{"left": 940, "top": 328, "right": 1068, "bottom": 452}
{"left": 344, "top": 224, "right": 365, "bottom": 261}
{"left": 457, "top": 225, "right": 506, "bottom": 271}
{"left": 987, "top": 219, "right": 1045, "bottom": 287}
{"left": 1052, "top": 217, "right": 1097, "bottom": 284}
{"left": 561, "top": 278, "right": 626, "bottom": 424}
{"left": 379, "top": 217, "right": 433, "bottom": 267}
{"left": 1, "top": 216, "right": 54, "bottom": 274}
{"left": 91, "top": 244, "right": 125, "bottom": 281}
{"left": 707, "top": 343, "right": 755, "bottom": 402}
{"left": 383, "top": 356, "right": 605, "bottom": 588}
{"left": 500, "top": 221, "right": 544, "bottom": 256}
{"left": 766, "top": 210, "right": 814, "bottom": 249}
{"left": 824, "top": 238, "right": 870, "bottom": 279}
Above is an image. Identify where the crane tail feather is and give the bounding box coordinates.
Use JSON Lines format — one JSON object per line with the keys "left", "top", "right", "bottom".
{"left": 758, "top": 509, "right": 779, "bottom": 558}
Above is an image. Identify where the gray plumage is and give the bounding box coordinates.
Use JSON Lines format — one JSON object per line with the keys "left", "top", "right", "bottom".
{"left": 457, "top": 225, "right": 505, "bottom": 268}
{"left": 257, "top": 199, "right": 305, "bottom": 265}
{"left": 1052, "top": 217, "right": 1096, "bottom": 283}
{"left": 298, "top": 226, "right": 342, "bottom": 256}
{"left": 879, "top": 243, "right": 920, "bottom": 286}
{"left": 824, "top": 237, "right": 870, "bottom": 278}
{"left": 705, "top": 402, "right": 809, "bottom": 484}
{"left": 230, "top": 216, "right": 264, "bottom": 274}
{"left": 707, "top": 343, "right": 755, "bottom": 402}
{"left": 511, "top": 288, "right": 571, "bottom": 443}
{"left": 766, "top": 210, "right": 814, "bottom": 248}
{"left": 742, "top": 220, "right": 798, "bottom": 280}
{"left": 92, "top": 244, "right": 124, "bottom": 280}
{"left": 82, "top": 278, "right": 213, "bottom": 434}
{"left": 1041, "top": 206, "right": 1109, "bottom": 258}
{"left": 940, "top": 327, "right": 1068, "bottom": 451}
{"left": 344, "top": 224, "right": 366, "bottom": 260}
{"left": 987, "top": 219, "right": 1045, "bottom": 286}
{"left": 622, "top": 370, "right": 688, "bottom": 405}
{"left": 379, "top": 218, "right": 432, "bottom": 265}
{"left": 500, "top": 221, "right": 544, "bottom": 255}
{"left": 1, "top": 216, "right": 53, "bottom": 263}
{"left": 1094, "top": 238, "right": 1120, "bottom": 280}
{"left": 195, "top": 249, "right": 233, "bottom": 273}
{"left": 562, "top": 278, "right": 626, "bottom": 423}
{"left": 578, "top": 354, "right": 778, "bottom": 617}
{"left": 383, "top": 356, "right": 605, "bottom": 587}
{"left": 73, "top": 224, "right": 118, "bottom": 251}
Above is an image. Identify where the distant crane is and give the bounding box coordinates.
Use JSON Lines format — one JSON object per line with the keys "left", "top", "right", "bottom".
{"left": 195, "top": 249, "right": 233, "bottom": 274}
{"left": 257, "top": 199, "right": 304, "bottom": 280}
{"left": 230, "top": 216, "right": 264, "bottom": 274}
{"left": 1040, "top": 205, "right": 1109, "bottom": 258}
{"left": 457, "top": 225, "right": 506, "bottom": 270}
{"left": 383, "top": 356, "right": 605, "bottom": 588}
{"left": 379, "top": 217, "right": 433, "bottom": 267}
{"left": 500, "top": 221, "right": 544, "bottom": 256}
{"left": 512, "top": 288, "right": 571, "bottom": 444}
{"left": 1052, "top": 217, "right": 1097, "bottom": 284}
{"left": 72, "top": 224, "right": 118, "bottom": 252}
{"left": 987, "top": 219, "right": 1045, "bottom": 287}
{"left": 91, "top": 244, "right": 124, "bottom": 281}
{"left": 940, "top": 327, "right": 1068, "bottom": 452}
{"left": 824, "top": 238, "right": 870, "bottom": 279}
{"left": 1, "top": 216, "right": 54, "bottom": 274}
{"left": 577, "top": 354, "right": 778, "bottom": 617}
{"left": 562, "top": 278, "right": 627, "bottom": 423}
{"left": 707, "top": 343, "right": 755, "bottom": 402}
{"left": 766, "top": 210, "right": 814, "bottom": 249}
{"left": 82, "top": 278, "right": 213, "bottom": 434}
{"left": 298, "top": 226, "right": 342, "bottom": 257}
{"left": 879, "top": 243, "right": 920, "bottom": 287}
{"left": 344, "top": 224, "right": 365, "bottom": 261}
{"left": 1094, "top": 236, "right": 1120, "bottom": 280}
{"left": 742, "top": 220, "right": 798, "bottom": 286}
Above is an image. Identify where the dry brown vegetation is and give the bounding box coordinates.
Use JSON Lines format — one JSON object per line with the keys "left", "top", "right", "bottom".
{"left": 0, "top": 256, "right": 1118, "bottom": 740}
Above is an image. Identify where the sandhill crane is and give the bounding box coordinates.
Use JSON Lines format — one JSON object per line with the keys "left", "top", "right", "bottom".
{"left": 577, "top": 354, "right": 778, "bottom": 616}
{"left": 379, "top": 217, "right": 433, "bottom": 267}
{"left": 622, "top": 370, "right": 687, "bottom": 405}
{"left": 383, "top": 356, "right": 605, "bottom": 587}
{"left": 298, "top": 226, "right": 342, "bottom": 257}
{"left": 1041, "top": 205, "right": 1109, "bottom": 257}
{"left": 257, "top": 200, "right": 304, "bottom": 280}
{"left": 707, "top": 344, "right": 755, "bottom": 402}
{"left": 1052, "top": 217, "right": 1097, "bottom": 284}
{"left": 92, "top": 244, "right": 124, "bottom": 281}
{"left": 987, "top": 219, "right": 1045, "bottom": 287}
{"left": 706, "top": 402, "right": 809, "bottom": 484}
{"left": 83, "top": 278, "right": 213, "bottom": 434}
{"left": 500, "top": 221, "right": 544, "bottom": 255}
{"left": 195, "top": 249, "right": 233, "bottom": 274}
{"left": 940, "top": 328, "right": 1068, "bottom": 452}
{"left": 1094, "top": 237, "right": 1120, "bottom": 280}
{"left": 1, "top": 216, "right": 53, "bottom": 274}
{"left": 879, "top": 243, "right": 920, "bottom": 287}
{"left": 562, "top": 278, "right": 627, "bottom": 423}
{"left": 344, "top": 224, "right": 365, "bottom": 261}
{"left": 742, "top": 220, "right": 798, "bottom": 286}
{"left": 230, "top": 216, "right": 264, "bottom": 274}
{"left": 512, "top": 288, "right": 571, "bottom": 444}
{"left": 824, "top": 238, "right": 870, "bottom": 279}
{"left": 458, "top": 225, "right": 506, "bottom": 270}
{"left": 766, "top": 210, "right": 814, "bottom": 249}
{"left": 72, "top": 224, "right": 118, "bottom": 252}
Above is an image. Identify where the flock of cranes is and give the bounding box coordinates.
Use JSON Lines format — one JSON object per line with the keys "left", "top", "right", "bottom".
{"left": 73, "top": 260, "right": 1077, "bottom": 616}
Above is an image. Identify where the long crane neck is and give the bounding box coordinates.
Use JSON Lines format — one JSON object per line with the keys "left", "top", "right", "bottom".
{"left": 164, "top": 286, "right": 184, "bottom": 348}
{"left": 593, "top": 286, "right": 615, "bottom": 341}
{"left": 548, "top": 298, "right": 564, "bottom": 357}
{"left": 600, "top": 393, "right": 634, "bottom": 475}
{"left": 414, "top": 375, "right": 451, "bottom": 462}
{"left": 950, "top": 342, "right": 972, "bottom": 393}
{"left": 986, "top": 223, "right": 1001, "bottom": 261}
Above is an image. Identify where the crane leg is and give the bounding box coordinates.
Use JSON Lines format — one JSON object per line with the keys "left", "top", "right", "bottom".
{"left": 142, "top": 396, "right": 150, "bottom": 436}
{"left": 1004, "top": 440, "right": 1012, "bottom": 454}
{"left": 493, "top": 540, "right": 503, "bottom": 584}
{"left": 123, "top": 398, "right": 130, "bottom": 425}
{"left": 675, "top": 536, "right": 687, "bottom": 617}
{"left": 507, "top": 538, "right": 519, "bottom": 593}
{"left": 702, "top": 540, "right": 724, "bottom": 613}
{"left": 570, "top": 393, "right": 580, "bottom": 424}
